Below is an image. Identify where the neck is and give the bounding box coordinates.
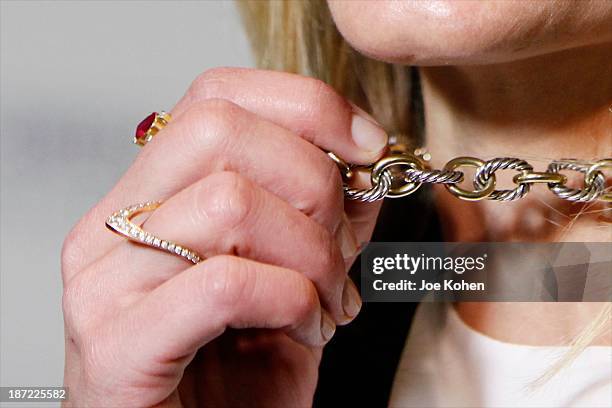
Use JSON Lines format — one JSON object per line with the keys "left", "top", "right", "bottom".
{"left": 419, "top": 44, "right": 611, "bottom": 348}
{"left": 420, "top": 43, "right": 612, "bottom": 242}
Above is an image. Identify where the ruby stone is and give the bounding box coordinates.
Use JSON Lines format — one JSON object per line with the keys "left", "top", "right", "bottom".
{"left": 135, "top": 112, "right": 157, "bottom": 142}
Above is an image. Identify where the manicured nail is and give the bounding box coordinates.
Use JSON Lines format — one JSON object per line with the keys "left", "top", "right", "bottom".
{"left": 351, "top": 112, "right": 388, "bottom": 155}
{"left": 321, "top": 310, "right": 336, "bottom": 342}
{"left": 336, "top": 213, "right": 359, "bottom": 260}
{"left": 342, "top": 278, "right": 362, "bottom": 320}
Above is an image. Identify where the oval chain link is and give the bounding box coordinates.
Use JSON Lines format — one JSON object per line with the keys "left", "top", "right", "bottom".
{"left": 474, "top": 157, "right": 533, "bottom": 201}
{"left": 344, "top": 171, "right": 392, "bottom": 202}
{"left": 404, "top": 168, "right": 463, "bottom": 184}
{"left": 370, "top": 154, "right": 424, "bottom": 198}
{"left": 443, "top": 157, "right": 496, "bottom": 201}
{"left": 328, "top": 148, "right": 611, "bottom": 204}
{"left": 586, "top": 159, "right": 612, "bottom": 202}
{"left": 547, "top": 160, "right": 606, "bottom": 202}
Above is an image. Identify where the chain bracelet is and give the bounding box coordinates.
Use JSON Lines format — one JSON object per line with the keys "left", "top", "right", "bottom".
{"left": 328, "top": 148, "right": 611, "bottom": 203}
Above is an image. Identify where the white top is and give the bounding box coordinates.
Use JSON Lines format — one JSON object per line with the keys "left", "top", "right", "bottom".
{"left": 389, "top": 303, "right": 612, "bottom": 408}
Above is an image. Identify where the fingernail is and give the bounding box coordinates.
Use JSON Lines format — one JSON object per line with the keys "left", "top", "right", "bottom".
{"left": 342, "top": 278, "right": 362, "bottom": 320}
{"left": 336, "top": 213, "right": 359, "bottom": 260}
{"left": 321, "top": 311, "right": 336, "bottom": 342}
{"left": 351, "top": 112, "right": 388, "bottom": 155}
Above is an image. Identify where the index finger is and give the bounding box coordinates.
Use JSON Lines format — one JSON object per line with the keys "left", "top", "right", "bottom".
{"left": 172, "top": 67, "right": 388, "bottom": 165}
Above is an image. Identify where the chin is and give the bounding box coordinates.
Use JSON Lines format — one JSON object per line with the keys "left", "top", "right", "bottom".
{"left": 327, "top": 0, "right": 612, "bottom": 65}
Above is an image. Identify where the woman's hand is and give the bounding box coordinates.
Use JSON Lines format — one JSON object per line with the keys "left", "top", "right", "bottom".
{"left": 61, "top": 68, "right": 388, "bottom": 407}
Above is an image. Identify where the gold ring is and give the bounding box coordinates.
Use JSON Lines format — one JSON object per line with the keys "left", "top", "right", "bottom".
{"left": 444, "top": 157, "right": 496, "bottom": 201}
{"left": 134, "top": 111, "right": 171, "bottom": 146}
{"left": 370, "top": 153, "right": 424, "bottom": 198}
{"left": 106, "top": 202, "right": 203, "bottom": 264}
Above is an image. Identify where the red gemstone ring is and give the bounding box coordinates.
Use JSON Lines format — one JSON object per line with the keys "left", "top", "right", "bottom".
{"left": 134, "top": 111, "right": 171, "bottom": 146}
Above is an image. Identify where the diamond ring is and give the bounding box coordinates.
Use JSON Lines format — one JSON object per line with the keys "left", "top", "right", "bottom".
{"left": 106, "top": 201, "right": 203, "bottom": 264}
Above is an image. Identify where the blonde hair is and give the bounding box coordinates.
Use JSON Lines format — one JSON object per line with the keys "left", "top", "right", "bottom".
{"left": 236, "top": 0, "right": 610, "bottom": 382}
{"left": 236, "top": 0, "right": 414, "bottom": 145}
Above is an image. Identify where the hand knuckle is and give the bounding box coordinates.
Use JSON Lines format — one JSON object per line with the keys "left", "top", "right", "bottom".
{"left": 187, "top": 67, "right": 238, "bottom": 101}
{"left": 288, "top": 274, "right": 319, "bottom": 323}
{"left": 300, "top": 77, "right": 343, "bottom": 128}
{"left": 299, "top": 157, "right": 343, "bottom": 220}
{"left": 201, "top": 255, "right": 256, "bottom": 308}
{"left": 60, "top": 222, "right": 90, "bottom": 281}
{"left": 321, "top": 157, "right": 345, "bottom": 203}
{"left": 61, "top": 230, "right": 80, "bottom": 279}
{"left": 318, "top": 229, "right": 341, "bottom": 275}
{"left": 194, "top": 172, "right": 253, "bottom": 232}
{"left": 62, "top": 278, "right": 87, "bottom": 331}
{"left": 180, "top": 99, "right": 243, "bottom": 153}
{"left": 303, "top": 76, "right": 334, "bottom": 105}
{"left": 62, "top": 270, "right": 109, "bottom": 337}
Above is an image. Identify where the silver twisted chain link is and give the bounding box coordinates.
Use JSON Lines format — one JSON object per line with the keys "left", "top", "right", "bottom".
{"left": 343, "top": 171, "right": 392, "bottom": 202}
{"left": 404, "top": 168, "right": 463, "bottom": 184}
{"left": 474, "top": 157, "right": 533, "bottom": 201}
{"left": 547, "top": 161, "right": 606, "bottom": 202}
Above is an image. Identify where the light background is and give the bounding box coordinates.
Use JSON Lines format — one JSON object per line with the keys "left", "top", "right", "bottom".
{"left": 0, "top": 0, "right": 253, "bottom": 389}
